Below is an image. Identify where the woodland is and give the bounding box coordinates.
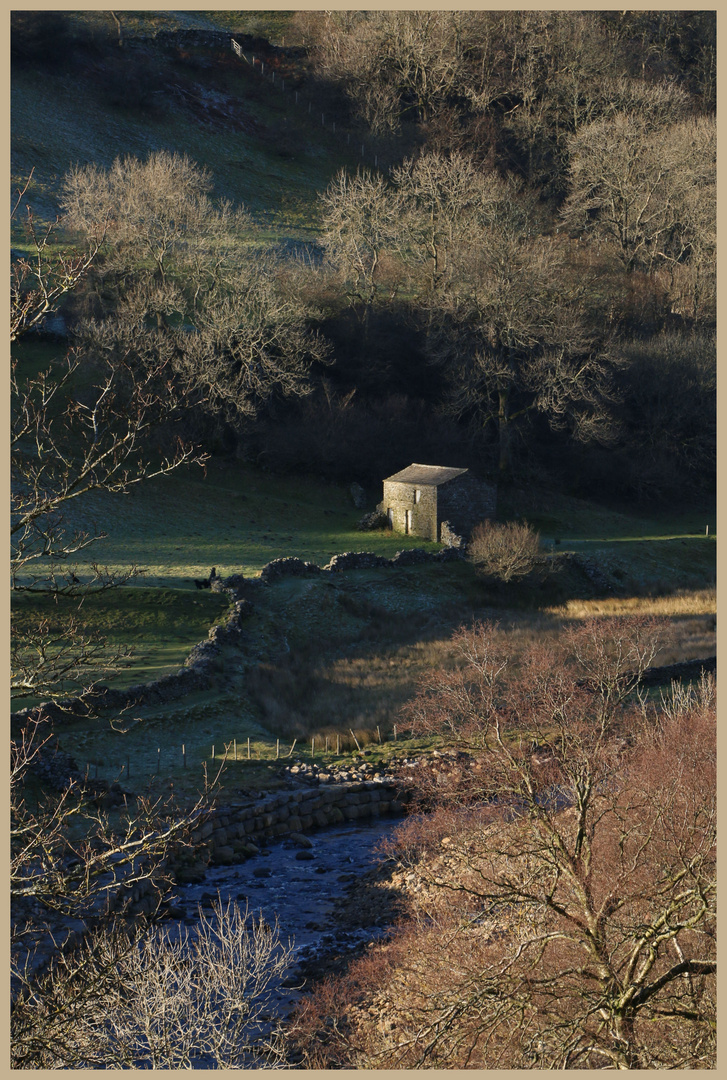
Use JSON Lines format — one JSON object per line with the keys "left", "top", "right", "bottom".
{"left": 10, "top": 10, "right": 715, "bottom": 1070}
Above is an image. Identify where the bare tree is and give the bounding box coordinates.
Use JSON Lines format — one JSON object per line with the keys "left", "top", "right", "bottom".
{"left": 320, "top": 153, "right": 618, "bottom": 480}
{"left": 311, "top": 10, "right": 488, "bottom": 134}
{"left": 61, "top": 151, "right": 249, "bottom": 290}
{"left": 296, "top": 621, "right": 716, "bottom": 1069}
{"left": 391, "top": 151, "right": 502, "bottom": 295}
{"left": 63, "top": 153, "right": 329, "bottom": 428}
{"left": 320, "top": 168, "right": 407, "bottom": 342}
{"left": 10, "top": 178, "right": 228, "bottom": 1069}
{"left": 11, "top": 172, "right": 107, "bottom": 341}
{"left": 420, "top": 174, "right": 615, "bottom": 480}
{"left": 11, "top": 343, "right": 204, "bottom": 700}
{"left": 12, "top": 898, "right": 293, "bottom": 1068}
{"left": 10, "top": 716, "right": 212, "bottom": 934}
{"left": 478, "top": 12, "right": 689, "bottom": 195}
{"left": 562, "top": 114, "right": 715, "bottom": 286}
{"left": 174, "top": 257, "right": 332, "bottom": 423}
{"left": 10, "top": 344, "right": 216, "bottom": 1062}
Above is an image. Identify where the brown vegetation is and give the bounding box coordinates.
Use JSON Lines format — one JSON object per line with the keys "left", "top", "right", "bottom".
{"left": 293, "top": 618, "right": 716, "bottom": 1068}
{"left": 467, "top": 519, "right": 541, "bottom": 583}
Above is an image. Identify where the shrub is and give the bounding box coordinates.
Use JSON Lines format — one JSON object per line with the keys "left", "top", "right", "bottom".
{"left": 467, "top": 519, "right": 540, "bottom": 582}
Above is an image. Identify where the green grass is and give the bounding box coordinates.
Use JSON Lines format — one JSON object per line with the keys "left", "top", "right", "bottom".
{"left": 27, "top": 457, "right": 443, "bottom": 588}
{"left": 12, "top": 587, "right": 230, "bottom": 700}
{"left": 11, "top": 14, "right": 369, "bottom": 241}
{"left": 499, "top": 489, "right": 716, "bottom": 597}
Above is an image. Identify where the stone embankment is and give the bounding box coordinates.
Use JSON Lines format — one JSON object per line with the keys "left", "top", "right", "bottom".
{"left": 175, "top": 779, "right": 410, "bottom": 884}
{"left": 97, "top": 776, "right": 412, "bottom": 924}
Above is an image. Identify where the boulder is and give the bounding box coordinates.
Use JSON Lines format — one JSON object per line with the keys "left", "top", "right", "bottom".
{"left": 289, "top": 832, "right": 313, "bottom": 848}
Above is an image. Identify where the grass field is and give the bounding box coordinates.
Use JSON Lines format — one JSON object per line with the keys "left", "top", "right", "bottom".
{"left": 11, "top": 9, "right": 380, "bottom": 241}
{"left": 12, "top": 343, "right": 716, "bottom": 802}
{"left": 11, "top": 13, "right": 716, "bottom": 804}
{"left": 12, "top": 587, "right": 230, "bottom": 694}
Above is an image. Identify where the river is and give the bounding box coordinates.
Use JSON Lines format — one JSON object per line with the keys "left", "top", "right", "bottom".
{"left": 170, "top": 814, "right": 404, "bottom": 1026}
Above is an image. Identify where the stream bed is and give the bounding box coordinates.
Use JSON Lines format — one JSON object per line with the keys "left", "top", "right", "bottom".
{"left": 169, "top": 814, "right": 404, "bottom": 1023}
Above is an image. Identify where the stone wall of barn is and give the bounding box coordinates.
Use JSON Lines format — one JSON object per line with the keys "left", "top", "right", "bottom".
{"left": 437, "top": 474, "right": 497, "bottom": 536}
{"left": 381, "top": 481, "right": 438, "bottom": 540}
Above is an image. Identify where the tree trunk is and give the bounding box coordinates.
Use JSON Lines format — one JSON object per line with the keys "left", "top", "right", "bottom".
{"left": 497, "top": 384, "right": 513, "bottom": 483}
{"left": 109, "top": 11, "right": 124, "bottom": 48}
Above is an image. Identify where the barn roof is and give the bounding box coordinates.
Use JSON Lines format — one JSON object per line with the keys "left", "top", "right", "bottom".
{"left": 384, "top": 464, "right": 468, "bottom": 487}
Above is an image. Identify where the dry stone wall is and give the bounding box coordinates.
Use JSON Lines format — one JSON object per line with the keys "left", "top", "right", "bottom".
{"left": 106, "top": 779, "right": 412, "bottom": 918}
{"left": 12, "top": 547, "right": 460, "bottom": 741}
{"left": 182, "top": 780, "right": 410, "bottom": 876}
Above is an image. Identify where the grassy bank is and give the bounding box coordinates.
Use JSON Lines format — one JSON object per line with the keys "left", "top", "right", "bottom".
{"left": 12, "top": 10, "right": 372, "bottom": 240}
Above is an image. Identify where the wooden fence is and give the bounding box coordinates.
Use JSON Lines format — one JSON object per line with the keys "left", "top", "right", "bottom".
{"left": 85, "top": 723, "right": 399, "bottom": 782}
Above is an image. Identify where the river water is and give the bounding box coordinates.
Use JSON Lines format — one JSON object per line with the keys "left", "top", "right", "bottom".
{"left": 170, "top": 814, "right": 404, "bottom": 1023}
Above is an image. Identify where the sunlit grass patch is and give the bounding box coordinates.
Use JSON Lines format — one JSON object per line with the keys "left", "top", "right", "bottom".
{"left": 545, "top": 587, "right": 716, "bottom": 620}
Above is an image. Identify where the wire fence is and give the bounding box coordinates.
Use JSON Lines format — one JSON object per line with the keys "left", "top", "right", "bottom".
{"left": 84, "top": 724, "right": 399, "bottom": 783}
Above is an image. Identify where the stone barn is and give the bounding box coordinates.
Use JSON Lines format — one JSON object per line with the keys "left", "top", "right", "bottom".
{"left": 381, "top": 464, "right": 496, "bottom": 546}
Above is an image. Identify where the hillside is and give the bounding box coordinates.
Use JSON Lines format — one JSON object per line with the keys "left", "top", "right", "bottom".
{"left": 12, "top": 10, "right": 370, "bottom": 239}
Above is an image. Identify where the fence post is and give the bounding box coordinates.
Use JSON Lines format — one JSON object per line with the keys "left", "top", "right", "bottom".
{"left": 156, "top": 747, "right": 161, "bottom": 774}
{"left": 311, "top": 735, "right": 315, "bottom": 756}
{"left": 393, "top": 724, "right": 397, "bottom": 741}
{"left": 377, "top": 725, "right": 382, "bottom": 743}
{"left": 325, "top": 735, "right": 329, "bottom": 753}
{"left": 350, "top": 728, "right": 362, "bottom": 752}
{"left": 276, "top": 738, "right": 280, "bottom": 759}
{"left": 212, "top": 744, "right": 215, "bottom": 760}
{"left": 247, "top": 737, "right": 251, "bottom": 760}
{"left": 336, "top": 733, "right": 340, "bottom": 755}
{"left": 182, "top": 743, "right": 186, "bottom": 769}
